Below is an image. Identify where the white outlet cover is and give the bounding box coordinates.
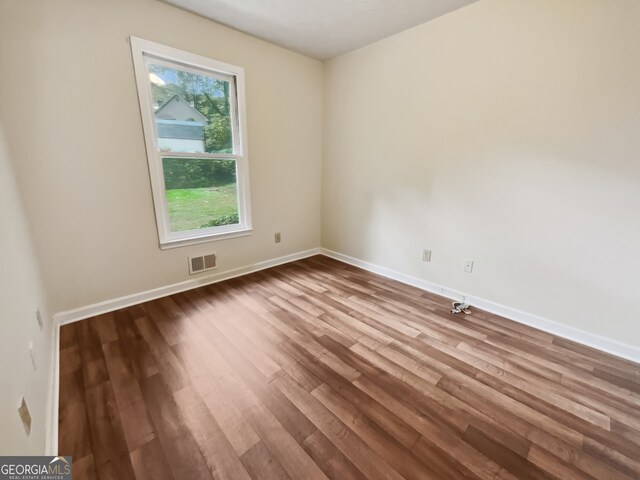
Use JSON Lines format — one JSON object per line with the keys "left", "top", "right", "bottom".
{"left": 464, "top": 260, "right": 474, "bottom": 273}
{"left": 422, "top": 249, "right": 432, "bottom": 262}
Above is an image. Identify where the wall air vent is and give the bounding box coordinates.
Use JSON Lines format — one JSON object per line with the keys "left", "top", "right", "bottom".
{"left": 188, "top": 253, "right": 216, "bottom": 275}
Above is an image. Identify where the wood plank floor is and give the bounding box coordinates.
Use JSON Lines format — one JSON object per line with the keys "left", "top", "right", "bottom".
{"left": 58, "top": 255, "right": 640, "bottom": 480}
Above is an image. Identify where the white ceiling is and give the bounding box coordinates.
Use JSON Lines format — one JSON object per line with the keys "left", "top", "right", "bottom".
{"left": 162, "top": 0, "right": 480, "bottom": 60}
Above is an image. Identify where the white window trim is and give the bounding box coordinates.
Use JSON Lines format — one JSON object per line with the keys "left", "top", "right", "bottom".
{"left": 130, "top": 37, "right": 252, "bottom": 249}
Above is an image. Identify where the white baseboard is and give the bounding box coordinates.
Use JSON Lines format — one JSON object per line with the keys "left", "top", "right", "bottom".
{"left": 51, "top": 244, "right": 640, "bottom": 364}
{"left": 320, "top": 248, "right": 640, "bottom": 364}
{"left": 46, "top": 245, "right": 638, "bottom": 452}
{"left": 49, "top": 248, "right": 319, "bottom": 453}
{"left": 53, "top": 248, "right": 321, "bottom": 325}
{"left": 45, "top": 323, "right": 60, "bottom": 455}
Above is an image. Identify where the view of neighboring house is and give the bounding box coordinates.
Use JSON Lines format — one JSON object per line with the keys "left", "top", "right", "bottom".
{"left": 155, "top": 94, "right": 207, "bottom": 152}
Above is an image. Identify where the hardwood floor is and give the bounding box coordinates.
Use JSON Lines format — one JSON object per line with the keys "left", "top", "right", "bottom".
{"left": 58, "top": 255, "right": 640, "bottom": 480}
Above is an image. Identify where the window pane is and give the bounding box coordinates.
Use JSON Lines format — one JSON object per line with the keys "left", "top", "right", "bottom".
{"left": 162, "top": 157, "right": 239, "bottom": 232}
{"left": 148, "top": 64, "right": 233, "bottom": 154}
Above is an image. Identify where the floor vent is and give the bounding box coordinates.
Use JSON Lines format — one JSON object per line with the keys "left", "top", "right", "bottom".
{"left": 189, "top": 253, "right": 217, "bottom": 274}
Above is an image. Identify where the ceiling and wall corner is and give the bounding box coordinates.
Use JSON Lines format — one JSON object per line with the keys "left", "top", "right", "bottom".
{"left": 160, "top": 0, "right": 480, "bottom": 60}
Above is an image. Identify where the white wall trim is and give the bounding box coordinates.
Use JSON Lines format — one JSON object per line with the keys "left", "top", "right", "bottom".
{"left": 47, "top": 244, "right": 638, "bottom": 448}
{"left": 45, "top": 322, "right": 60, "bottom": 455}
{"left": 53, "top": 248, "right": 321, "bottom": 325}
{"left": 130, "top": 37, "right": 253, "bottom": 249}
{"left": 320, "top": 248, "right": 640, "bottom": 364}
{"left": 52, "top": 245, "right": 640, "bottom": 363}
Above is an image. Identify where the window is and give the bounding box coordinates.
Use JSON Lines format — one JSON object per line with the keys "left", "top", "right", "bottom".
{"left": 130, "top": 37, "right": 251, "bottom": 248}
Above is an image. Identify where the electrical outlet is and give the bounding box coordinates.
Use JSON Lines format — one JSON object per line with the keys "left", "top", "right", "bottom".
{"left": 274, "top": 232, "right": 281, "bottom": 243}
{"left": 35, "top": 309, "right": 43, "bottom": 330}
{"left": 18, "top": 397, "right": 31, "bottom": 436}
{"left": 463, "top": 260, "right": 474, "bottom": 273}
{"left": 422, "top": 249, "right": 432, "bottom": 262}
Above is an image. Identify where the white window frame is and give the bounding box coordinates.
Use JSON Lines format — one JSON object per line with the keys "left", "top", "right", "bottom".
{"left": 130, "top": 37, "right": 252, "bottom": 249}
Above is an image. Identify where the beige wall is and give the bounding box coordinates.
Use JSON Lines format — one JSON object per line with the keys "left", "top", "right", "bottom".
{"left": 0, "top": 126, "right": 54, "bottom": 454}
{"left": 323, "top": 0, "right": 640, "bottom": 347}
{"left": 0, "top": 0, "right": 323, "bottom": 314}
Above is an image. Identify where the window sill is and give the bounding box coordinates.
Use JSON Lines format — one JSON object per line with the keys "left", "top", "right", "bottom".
{"left": 159, "top": 228, "right": 252, "bottom": 250}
